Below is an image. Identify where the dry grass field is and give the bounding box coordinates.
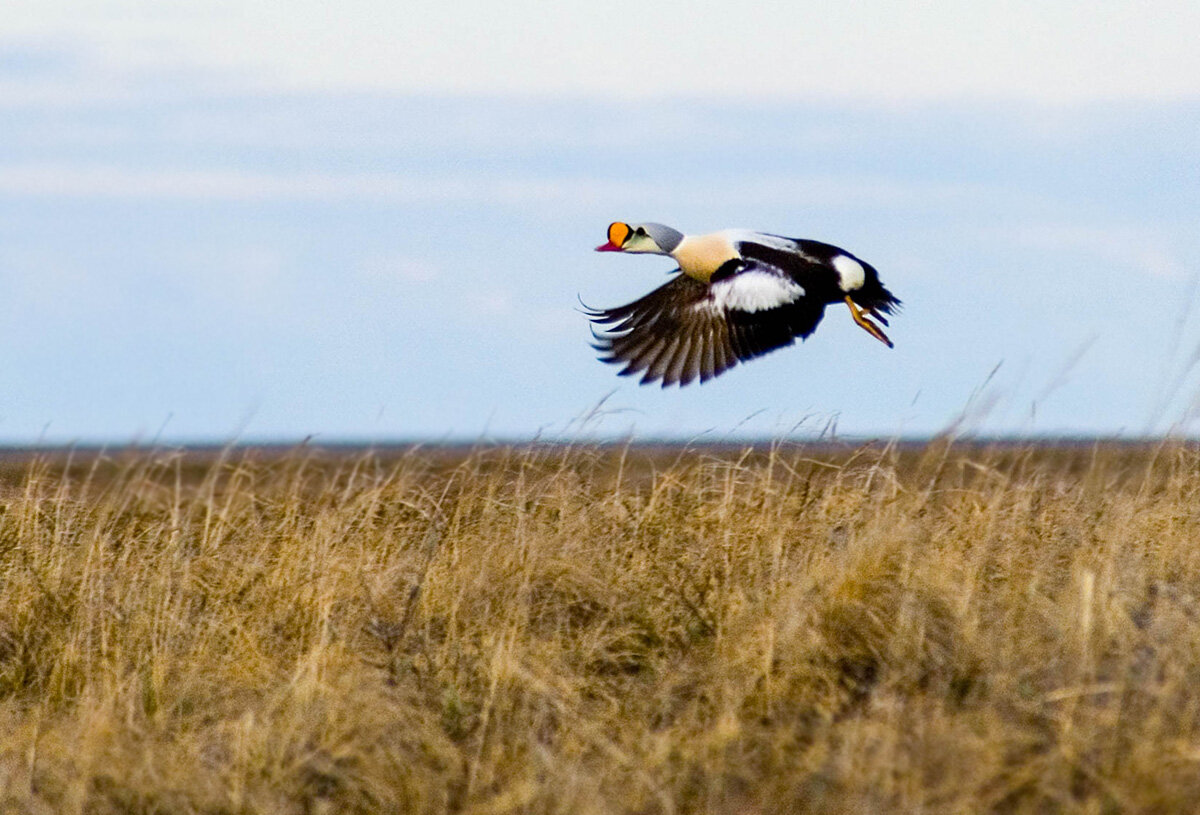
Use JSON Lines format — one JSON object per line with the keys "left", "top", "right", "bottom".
{"left": 2, "top": 440, "right": 1200, "bottom": 814}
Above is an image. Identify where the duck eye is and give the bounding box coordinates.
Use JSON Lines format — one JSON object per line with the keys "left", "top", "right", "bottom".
{"left": 636, "top": 227, "right": 647, "bottom": 236}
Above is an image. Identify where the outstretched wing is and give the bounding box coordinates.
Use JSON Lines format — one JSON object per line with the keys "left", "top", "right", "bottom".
{"left": 585, "top": 261, "right": 826, "bottom": 387}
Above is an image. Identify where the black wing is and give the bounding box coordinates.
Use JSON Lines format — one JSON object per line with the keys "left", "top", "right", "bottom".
{"left": 740, "top": 235, "right": 901, "bottom": 317}
{"left": 584, "top": 261, "right": 826, "bottom": 387}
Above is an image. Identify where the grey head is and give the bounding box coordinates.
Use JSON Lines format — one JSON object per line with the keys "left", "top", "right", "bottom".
{"left": 637, "top": 223, "right": 684, "bottom": 254}
{"left": 596, "top": 221, "right": 686, "bottom": 255}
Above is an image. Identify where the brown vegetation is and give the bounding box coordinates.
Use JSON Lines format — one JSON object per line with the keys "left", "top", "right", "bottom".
{"left": 1, "top": 441, "right": 1200, "bottom": 813}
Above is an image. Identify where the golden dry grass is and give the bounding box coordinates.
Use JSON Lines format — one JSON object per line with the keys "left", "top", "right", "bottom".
{"left": 1, "top": 441, "right": 1200, "bottom": 813}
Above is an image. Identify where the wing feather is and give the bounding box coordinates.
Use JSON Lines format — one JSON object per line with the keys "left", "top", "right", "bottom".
{"left": 678, "top": 325, "right": 704, "bottom": 386}
{"left": 710, "top": 321, "right": 731, "bottom": 379}
{"left": 664, "top": 330, "right": 693, "bottom": 387}
{"left": 702, "top": 324, "right": 720, "bottom": 380}
{"left": 644, "top": 334, "right": 681, "bottom": 385}
{"left": 587, "top": 263, "right": 826, "bottom": 387}
{"left": 698, "top": 323, "right": 717, "bottom": 383}
{"left": 617, "top": 337, "right": 665, "bottom": 377}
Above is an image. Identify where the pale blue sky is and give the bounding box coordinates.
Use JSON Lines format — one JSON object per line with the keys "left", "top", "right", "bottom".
{"left": 2, "top": 2, "right": 1199, "bottom": 442}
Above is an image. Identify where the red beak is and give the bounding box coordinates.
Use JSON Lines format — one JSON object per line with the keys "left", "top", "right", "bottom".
{"left": 595, "top": 241, "right": 622, "bottom": 252}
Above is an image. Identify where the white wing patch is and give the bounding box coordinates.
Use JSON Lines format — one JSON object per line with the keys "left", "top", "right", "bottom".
{"left": 704, "top": 269, "right": 806, "bottom": 314}
{"left": 833, "top": 255, "right": 866, "bottom": 291}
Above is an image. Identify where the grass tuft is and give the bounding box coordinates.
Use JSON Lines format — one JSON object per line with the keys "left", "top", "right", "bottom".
{"left": 0, "top": 441, "right": 1199, "bottom": 812}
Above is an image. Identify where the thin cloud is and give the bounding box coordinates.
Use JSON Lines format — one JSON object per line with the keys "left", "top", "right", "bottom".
{"left": 358, "top": 255, "right": 440, "bottom": 284}
{"left": 0, "top": 163, "right": 626, "bottom": 204}
{"left": 6, "top": 0, "right": 1200, "bottom": 102}
{"left": 1006, "top": 224, "right": 1190, "bottom": 280}
{"left": 0, "top": 162, "right": 1007, "bottom": 212}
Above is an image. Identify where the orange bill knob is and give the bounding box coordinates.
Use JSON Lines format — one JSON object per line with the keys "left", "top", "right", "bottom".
{"left": 595, "top": 221, "right": 630, "bottom": 252}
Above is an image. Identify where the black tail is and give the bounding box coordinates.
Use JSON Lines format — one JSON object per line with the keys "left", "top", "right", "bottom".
{"left": 853, "top": 260, "right": 901, "bottom": 315}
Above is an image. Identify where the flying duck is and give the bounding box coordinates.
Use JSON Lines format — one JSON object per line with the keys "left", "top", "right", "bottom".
{"left": 586, "top": 222, "right": 900, "bottom": 386}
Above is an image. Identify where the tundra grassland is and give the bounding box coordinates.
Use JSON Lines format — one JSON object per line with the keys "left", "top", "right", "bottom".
{"left": 1, "top": 441, "right": 1200, "bottom": 814}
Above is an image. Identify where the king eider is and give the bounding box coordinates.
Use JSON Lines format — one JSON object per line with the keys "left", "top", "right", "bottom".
{"left": 586, "top": 222, "right": 900, "bottom": 387}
